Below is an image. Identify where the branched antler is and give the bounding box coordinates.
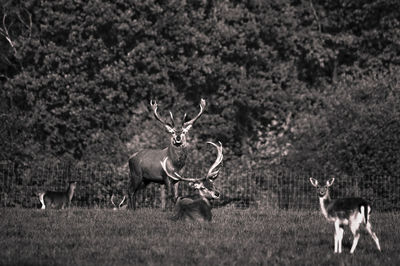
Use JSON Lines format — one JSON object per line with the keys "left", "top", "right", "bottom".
{"left": 183, "top": 99, "right": 206, "bottom": 128}
{"left": 160, "top": 141, "right": 223, "bottom": 182}
{"left": 150, "top": 100, "right": 173, "bottom": 127}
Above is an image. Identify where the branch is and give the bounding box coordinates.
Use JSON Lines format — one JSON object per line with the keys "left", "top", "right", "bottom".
{"left": 0, "top": 74, "right": 9, "bottom": 81}
{"left": 309, "top": 0, "right": 322, "bottom": 34}
{"left": 282, "top": 112, "right": 292, "bottom": 133}
{"left": 0, "top": 14, "right": 18, "bottom": 56}
{"left": 16, "top": 9, "right": 32, "bottom": 39}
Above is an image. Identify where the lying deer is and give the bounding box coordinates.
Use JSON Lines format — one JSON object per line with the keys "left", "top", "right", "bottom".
{"left": 310, "top": 178, "right": 381, "bottom": 254}
{"left": 111, "top": 194, "right": 127, "bottom": 210}
{"left": 160, "top": 141, "right": 223, "bottom": 222}
{"left": 39, "top": 181, "right": 77, "bottom": 209}
{"left": 128, "top": 99, "right": 206, "bottom": 210}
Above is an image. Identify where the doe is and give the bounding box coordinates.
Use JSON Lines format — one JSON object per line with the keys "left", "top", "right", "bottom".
{"left": 310, "top": 178, "right": 381, "bottom": 254}
{"left": 39, "top": 181, "right": 77, "bottom": 209}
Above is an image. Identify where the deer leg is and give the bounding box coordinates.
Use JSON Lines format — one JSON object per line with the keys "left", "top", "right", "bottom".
{"left": 128, "top": 184, "right": 135, "bottom": 210}
{"left": 334, "top": 221, "right": 343, "bottom": 253}
{"left": 350, "top": 222, "right": 361, "bottom": 254}
{"left": 172, "top": 182, "right": 180, "bottom": 203}
{"left": 162, "top": 177, "right": 174, "bottom": 210}
{"left": 338, "top": 226, "right": 344, "bottom": 253}
{"left": 160, "top": 184, "right": 166, "bottom": 210}
{"left": 129, "top": 179, "right": 143, "bottom": 210}
{"left": 365, "top": 222, "right": 381, "bottom": 251}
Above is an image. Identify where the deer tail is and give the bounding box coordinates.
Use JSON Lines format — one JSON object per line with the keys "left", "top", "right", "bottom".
{"left": 359, "top": 203, "right": 369, "bottom": 224}
{"left": 38, "top": 192, "right": 46, "bottom": 209}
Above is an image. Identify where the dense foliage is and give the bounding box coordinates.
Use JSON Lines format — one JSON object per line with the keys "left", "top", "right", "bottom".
{"left": 1, "top": 0, "right": 399, "bottom": 207}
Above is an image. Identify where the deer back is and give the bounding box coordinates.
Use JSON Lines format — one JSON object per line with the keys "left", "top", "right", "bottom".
{"left": 173, "top": 197, "right": 212, "bottom": 222}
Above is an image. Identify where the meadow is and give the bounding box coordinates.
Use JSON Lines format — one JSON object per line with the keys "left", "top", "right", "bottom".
{"left": 0, "top": 207, "right": 398, "bottom": 266}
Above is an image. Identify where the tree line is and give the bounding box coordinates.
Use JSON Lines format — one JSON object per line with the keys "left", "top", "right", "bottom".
{"left": 1, "top": 0, "right": 399, "bottom": 188}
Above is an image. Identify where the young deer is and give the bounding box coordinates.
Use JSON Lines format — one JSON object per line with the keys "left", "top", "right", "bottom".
{"left": 111, "top": 194, "right": 127, "bottom": 210}
{"left": 310, "top": 178, "right": 381, "bottom": 254}
{"left": 39, "top": 181, "right": 77, "bottom": 209}
{"left": 160, "top": 141, "right": 223, "bottom": 222}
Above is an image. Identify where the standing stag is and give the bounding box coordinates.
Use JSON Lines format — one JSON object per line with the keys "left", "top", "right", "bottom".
{"left": 160, "top": 141, "right": 223, "bottom": 222}
{"left": 39, "top": 181, "right": 77, "bottom": 209}
{"left": 128, "top": 99, "right": 206, "bottom": 209}
{"left": 310, "top": 178, "right": 381, "bottom": 254}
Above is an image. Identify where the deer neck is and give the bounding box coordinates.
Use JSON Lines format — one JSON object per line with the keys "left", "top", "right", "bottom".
{"left": 199, "top": 194, "right": 211, "bottom": 206}
{"left": 319, "top": 190, "right": 331, "bottom": 220}
{"left": 167, "top": 144, "right": 188, "bottom": 170}
{"left": 197, "top": 191, "right": 211, "bottom": 206}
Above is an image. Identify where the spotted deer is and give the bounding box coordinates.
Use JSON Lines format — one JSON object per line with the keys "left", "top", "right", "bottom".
{"left": 310, "top": 178, "right": 381, "bottom": 254}
{"left": 128, "top": 99, "right": 206, "bottom": 209}
{"left": 39, "top": 181, "right": 77, "bottom": 209}
{"left": 160, "top": 141, "right": 223, "bottom": 222}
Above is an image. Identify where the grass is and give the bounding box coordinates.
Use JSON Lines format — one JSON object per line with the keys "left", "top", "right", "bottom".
{"left": 0, "top": 207, "right": 399, "bottom": 265}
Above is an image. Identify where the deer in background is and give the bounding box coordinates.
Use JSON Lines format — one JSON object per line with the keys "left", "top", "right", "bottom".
{"left": 310, "top": 178, "right": 381, "bottom": 254}
{"left": 111, "top": 194, "right": 127, "bottom": 210}
{"left": 39, "top": 181, "right": 77, "bottom": 209}
{"left": 160, "top": 141, "right": 223, "bottom": 222}
{"left": 128, "top": 99, "right": 206, "bottom": 210}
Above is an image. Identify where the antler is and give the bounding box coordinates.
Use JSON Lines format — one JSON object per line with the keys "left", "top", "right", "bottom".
{"left": 206, "top": 141, "right": 223, "bottom": 180}
{"left": 169, "top": 111, "right": 175, "bottom": 127}
{"left": 111, "top": 194, "right": 126, "bottom": 210}
{"left": 150, "top": 100, "right": 173, "bottom": 127}
{"left": 160, "top": 141, "right": 223, "bottom": 182}
{"left": 119, "top": 196, "right": 126, "bottom": 208}
{"left": 183, "top": 99, "right": 206, "bottom": 128}
{"left": 111, "top": 194, "right": 117, "bottom": 209}
{"left": 160, "top": 157, "right": 205, "bottom": 182}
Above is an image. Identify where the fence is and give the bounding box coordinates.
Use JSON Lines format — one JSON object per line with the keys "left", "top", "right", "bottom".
{"left": 1, "top": 163, "right": 400, "bottom": 211}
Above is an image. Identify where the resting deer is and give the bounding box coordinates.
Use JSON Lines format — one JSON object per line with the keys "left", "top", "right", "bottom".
{"left": 160, "top": 141, "right": 223, "bottom": 222}
{"left": 310, "top": 178, "right": 381, "bottom": 254}
{"left": 39, "top": 181, "right": 77, "bottom": 209}
{"left": 111, "top": 194, "right": 127, "bottom": 210}
{"left": 128, "top": 99, "right": 206, "bottom": 210}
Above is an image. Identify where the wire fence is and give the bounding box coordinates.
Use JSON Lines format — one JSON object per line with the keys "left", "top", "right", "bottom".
{"left": 1, "top": 162, "right": 399, "bottom": 211}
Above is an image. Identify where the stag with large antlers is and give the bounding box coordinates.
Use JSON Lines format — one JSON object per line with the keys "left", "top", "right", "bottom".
{"left": 160, "top": 141, "right": 223, "bottom": 222}
{"left": 128, "top": 99, "right": 206, "bottom": 210}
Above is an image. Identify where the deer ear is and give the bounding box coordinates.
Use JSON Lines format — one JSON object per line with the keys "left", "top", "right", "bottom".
{"left": 183, "top": 124, "right": 192, "bottom": 132}
{"left": 327, "top": 178, "right": 335, "bottom": 187}
{"left": 165, "top": 124, "right": 174, "bottom": 133}
{"left": 309, "top": 178, "right": 318, "bottom": 187}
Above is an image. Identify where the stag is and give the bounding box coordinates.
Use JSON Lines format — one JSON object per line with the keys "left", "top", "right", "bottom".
{"left": 160, "top": 141, "right": 223, "bottom": 222}
{"left": 128, "top": 99, "right": 206, "bottom": 209}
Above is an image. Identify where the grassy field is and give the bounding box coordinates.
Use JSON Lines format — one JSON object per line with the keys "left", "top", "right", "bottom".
{"left": 0, "top": 207, "right": 398, "bottom": 266}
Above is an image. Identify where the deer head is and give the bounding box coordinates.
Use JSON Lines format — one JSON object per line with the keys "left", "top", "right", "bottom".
{"left": 150, "top": 99, "right": 206, "bottom": 147}
{"left": 111, "top": 195, "right": 127, "bottom": 210}
{"left": 310, "top": 178, "right": 335, "bottom": 198}
{"left": 160, "top": 141, "right": 223, "bottom": 199}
